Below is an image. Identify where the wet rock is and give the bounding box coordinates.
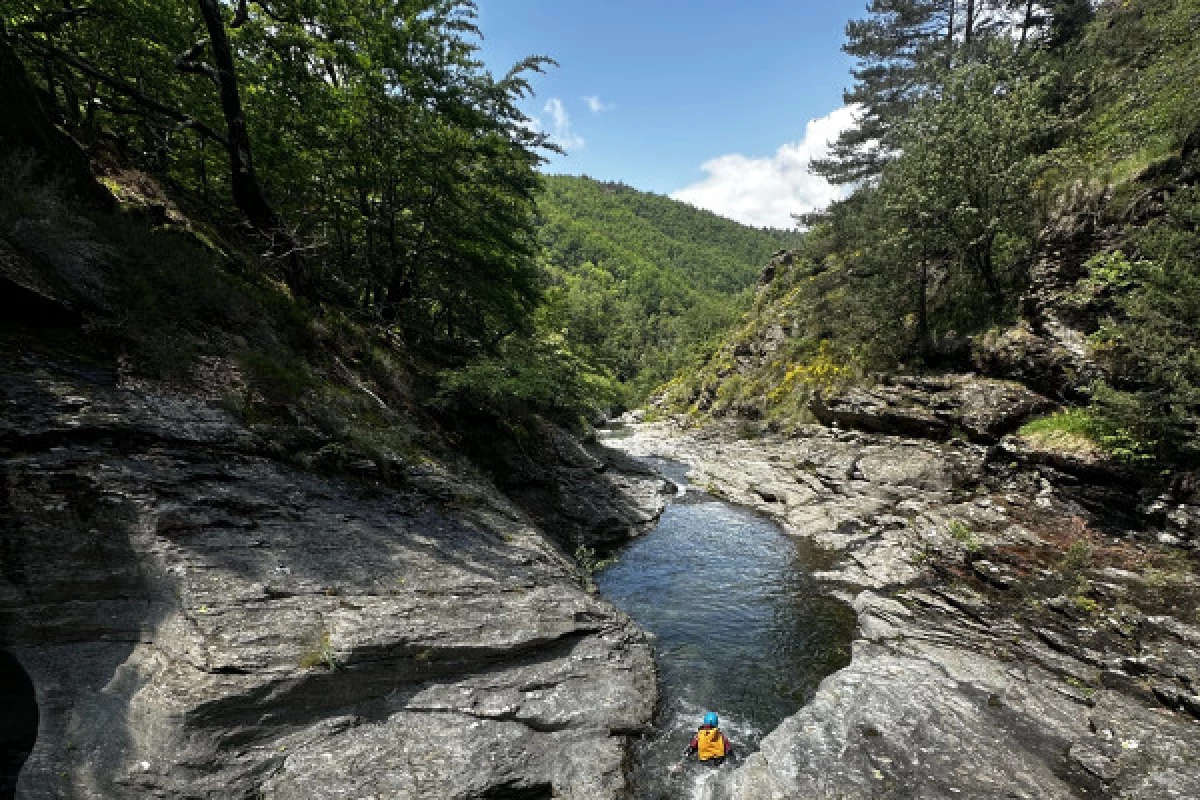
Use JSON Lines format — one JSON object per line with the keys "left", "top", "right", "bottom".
{"left": 472, "top": 419, "right": 669, "bottom": 552}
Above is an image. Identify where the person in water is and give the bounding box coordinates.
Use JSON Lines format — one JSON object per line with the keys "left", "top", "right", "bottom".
{"left": 684, "top": 712, "right": 734, "bottom": 764}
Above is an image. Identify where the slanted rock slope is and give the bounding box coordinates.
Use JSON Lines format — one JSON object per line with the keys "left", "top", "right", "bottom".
{"left": 0, "top": 358, "right": 665, "bottom": 799}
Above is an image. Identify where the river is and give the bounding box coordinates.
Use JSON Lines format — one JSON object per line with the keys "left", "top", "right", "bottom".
{"left": 595, "top": 456, "right": 856, "bottom": 799}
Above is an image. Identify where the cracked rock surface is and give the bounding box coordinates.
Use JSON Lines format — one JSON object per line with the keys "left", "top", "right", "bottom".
{"left": 0, "top": 365, "right": 657, "bottom": 799}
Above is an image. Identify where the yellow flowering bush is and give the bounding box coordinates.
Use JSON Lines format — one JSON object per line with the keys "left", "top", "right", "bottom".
{"left": 767, "top": 341, "right": 856, "bottom": 405}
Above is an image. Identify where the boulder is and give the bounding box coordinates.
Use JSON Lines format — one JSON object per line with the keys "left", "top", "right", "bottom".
{"left": 811, "top": 375, "right": 1055, "bottom": 443}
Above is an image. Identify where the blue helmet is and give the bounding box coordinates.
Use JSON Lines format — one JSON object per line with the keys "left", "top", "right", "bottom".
{"left": 703, "top": 712, "right": 719, "bottom": 728}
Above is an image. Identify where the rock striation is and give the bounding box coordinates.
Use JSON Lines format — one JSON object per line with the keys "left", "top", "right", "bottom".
{"left": 0, "top": 361, "right": 660, "bottom": 799}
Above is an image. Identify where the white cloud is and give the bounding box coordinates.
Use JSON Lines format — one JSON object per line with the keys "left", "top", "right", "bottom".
{"left": 583, "top": 95, "right": 614, "bottom": 114}
{"left": 670, "top": 105, "right": 860, "bottom": 229}
{"left": 541, "top": 97, "right": 585, "bottom": 151}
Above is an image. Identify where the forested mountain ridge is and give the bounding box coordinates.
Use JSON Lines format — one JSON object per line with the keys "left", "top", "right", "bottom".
{"left": 536, "top": 175, "right": 802, "bottom": 400}
{"left": 659, "top": 0, "right": 1200, "bottom": 471}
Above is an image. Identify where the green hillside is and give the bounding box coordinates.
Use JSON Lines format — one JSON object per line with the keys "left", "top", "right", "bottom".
{"left": 536, "top": 175, "right": 802, "bottom": 400}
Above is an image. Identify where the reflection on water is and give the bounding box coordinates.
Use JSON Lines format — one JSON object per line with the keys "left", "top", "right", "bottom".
{"left": 596, "top": 460, "right": 854, "bottom": 799}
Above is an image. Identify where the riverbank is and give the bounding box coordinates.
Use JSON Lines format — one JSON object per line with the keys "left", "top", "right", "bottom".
{"left": 603, "top": 418, "right": 1200, "bottom": 799}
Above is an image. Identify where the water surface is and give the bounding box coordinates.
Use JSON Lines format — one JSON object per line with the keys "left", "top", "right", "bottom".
{"left": 596, "top": 457, "right": 855, "bottom": 798}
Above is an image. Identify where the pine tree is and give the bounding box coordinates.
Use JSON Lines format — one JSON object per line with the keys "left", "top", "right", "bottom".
{"left": 813, "top": 0, "right": 1016, "bottom": 185}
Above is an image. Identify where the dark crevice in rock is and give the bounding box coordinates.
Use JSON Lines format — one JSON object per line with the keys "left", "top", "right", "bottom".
{"left": 478, "top": 781, "right": 554, "bottom": 799}
{"left": 0, "top": 651, "right": 38, "bottom": 800}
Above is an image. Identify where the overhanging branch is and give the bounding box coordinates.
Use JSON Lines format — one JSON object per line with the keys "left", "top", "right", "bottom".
{"left": 19, "top": 36, "right": 228, "bottom": 146}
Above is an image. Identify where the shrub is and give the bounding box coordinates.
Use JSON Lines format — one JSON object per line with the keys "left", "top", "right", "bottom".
{"left": 574, "top": 545, "right": 616, "bottom": 577}
{"left": 434, "top": 333, "right": 624, "bottom": 423}
{"left": 948, "top": 519, "right": 980, "bottom": 552}
{"left": 1061, "top": 540, "right": 1093, "bottom": 573}
{"left": 298, "top": 629, "right": 338, "bottom": 671}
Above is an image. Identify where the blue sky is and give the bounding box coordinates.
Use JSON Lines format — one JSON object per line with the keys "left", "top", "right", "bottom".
{"left": 475, "top": 1, "right": 864, "bottom": 228}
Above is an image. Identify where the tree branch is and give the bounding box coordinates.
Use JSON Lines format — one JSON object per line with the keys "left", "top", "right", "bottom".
{"left": 174, "top": 38, "right": 217, "bottom": 83}
{"left": 19, "top": 36, "right": 229, "bottom": 146}
{"left": 231, "top": 0, "right": 250, "bottom": 28}
{"left": 253, "top": 1, "right": 298, "bottom": 25}
{"left": 231, "top": 1, "right": 296, "bottom": 28}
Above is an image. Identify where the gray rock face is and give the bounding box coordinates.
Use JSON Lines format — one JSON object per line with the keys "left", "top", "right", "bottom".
{"left": 468, "top": 418, "right": 671, "bottom": 553}
{"left": 0, "top": 367, "right": 656, "bottom": 798}
{"left": 719, "top": 590, "right": 1200, "bottom": 800}
{"left": 607, "top": 420, "right": 1200, "bottom": 800}
{"left": 972, "top": 203, "right": 1125, "bottom": 401}
{"left": 811, "top": 374, "right": 1056, "bottom": 444}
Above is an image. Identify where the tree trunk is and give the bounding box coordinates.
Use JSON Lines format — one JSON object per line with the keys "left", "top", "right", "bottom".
{"left": 195, "top": 0, "right": 278, "bottom": 234}
{"left": 964, "top": 0, "right": 976, "bottom": 47}
{"left": 194, "top": 0, "right": 307, "bottom": 291}
{"left": 916, "top": 255, "right": 931, "bottom": 358}
{"left": 1018, "top": 0, "right": 1036, "bottom": 50}
{"left": 0, "top": 34, "right": 110, "bottom": 208}
{"left": 975, "top": 238, "right": 1001, "bottom": 302}
{"left": 946, "top": 0, "right": 956, "bottom": 70}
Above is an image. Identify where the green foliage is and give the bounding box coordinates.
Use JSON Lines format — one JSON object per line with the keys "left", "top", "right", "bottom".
{"left": 574, "top": 545, "right": 616, "bottom": 577}
{"left": 8, "top": 0, "right": 551, "bottom": 350}
{"left": 1067, "top": 0, "right": 1200, "bottom": 183}
{"left": 433, "top": 333, "right": 624, "bottom": 422}
{"left": 1019, "top": 409, "right": 1100, "bottom": 439}
{"left": 948, "top": 519, "right": 980, "bottom": 553}
{"left": 666, "top": 0, "right": 1200, "bottom": 471}
{"left": 1017, "top": 407, "right": 1154, "bottom": 463}
{"left": 1069, "top": 250, "right": 1140, "bottom": 306}
{"left": 817, "top": 0, "right": 1086, "bottom": 185}
{"left": 1060, "top": 540, "right": 1093, "bottom": 573}
{"left": 1087, "top": 186, "right": 1200, "bottom": 464}
{"left": 1071, "top": 594, "right": 1101, "bottom": 614}
{"left": 768, "top": 340, "right": 859, "bottom": 405}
